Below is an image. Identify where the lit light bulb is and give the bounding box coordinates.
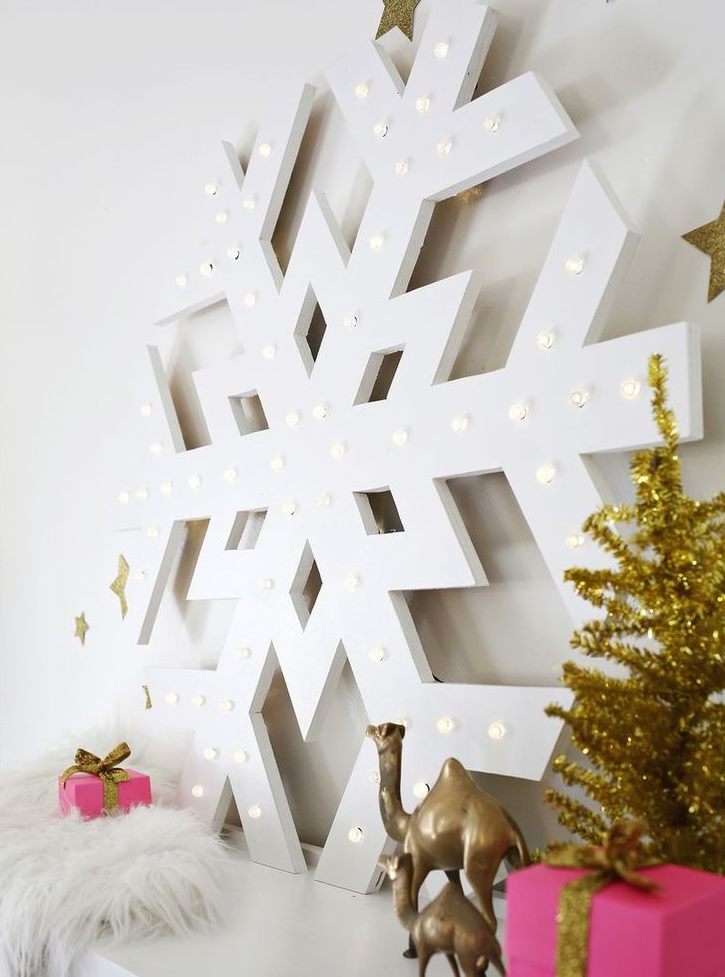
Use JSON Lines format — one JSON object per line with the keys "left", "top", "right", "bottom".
{"left": 282, "top": 500, "right": 297, "bottom": 516}
{"left": 344, "top": 572, "right": 360, "bottom": 591}
{"left": 270, "top": 456, "right": 284, "bottom": 471}
{"left": 242, "top": 198, "right": 256, "bottom": 210}
{"left": 415, "top": 96, "right": 430, "bottom": 113}
{"left": 487, "top": 721, "right": 506, "bottom": 740}
{"left": 620, "top": 379, "right": 641, "bottom": 400}
{"left": 394, "top": 159, "right": 410, "bottom": 176}
{"left": 140, "top": 403, "right": 153, "bottom": 417}
{"left": 243, "top": 292, "right": 257, "bottom": 307}
{"left": 259, "top": 578, "right": 275, "bottom": 590}
{"left": 451, "top": 415, "right": 469, "bottom": 433}
{"left": 437, "top": 716, "right": 455, "bottom": 734}
{"left": 436, "top": 138, "right": 453, "bottom": 156}
{"left": 199, "top": 261, "right": 214, "bottom": 277}
{"left": 392, "top": 428, "right": 408, "bottom": 446}
{"left": 118, "top": 490, "right": 130, "bottom": 505}
{"left": 219, "top": 699, "right": 235, "bottom": 712}
{"left": 133, "top": 569, "right": 146, "bottom": 581}
{"left": 313, "top": 403, "right": 328, "bottom": 420}
{"left": 188, "top": 474, "right": 202, "bottom": 489}
{"left": 223, "top": 466, "right": 237, "bottom": 483}
{"left": 369, "top": 646, "right": 385, "bottom": 663}
{"left": 191, "top": 785, "right": 204, "bottom": 798}
{"left": 343, "top": 313, "right": 359, "bottom": 328}
{"left": 413, "top": 781, "right": 430, "bottom": 799}
{"left": 348, "top": 826, "right": 364, "bottom": 844}
{"left": 135, "top": 487, "right": 149, "bottom": 500}
{"left": 368, "top": 771, "right": 381, "bottom": 785}
{"left": 227, "top": 246, "right": 241, "bottom": 261}
{"left": 248, "top": 804, "right": 262, "bottom": 818}
{"left": 262, "top": 344, "right": 276, "bottom": 360}
{"left": 165, "top": 692, "right": 179, "bottom": 705}
{"left": 204, "top": 182, "right": 218, "bottom": 197}
{"left": 565, "top": 533, "right": 585, "bottom": 550}
{"left": 373, "top": 122, "right": 389, "bottom": 138}
{"left": 258, "top": 143, "right": 272, "bottom": 157}
{"left": 565, "top": 256, "right": 585, "bottom": 275}
{"left": 569, "top": 389, "right": 589, "bottom": 408}
{"left": 536, "top": 463, "right": 557, "bottom": 485}
{"left": 149, "top": 441, "right": 163, "bottom": 455}
{"left": 234, "top": 750, "right": 248, "bottom": 764}
{"left": 316, "top": 493, "right": 331, "bottom": 508}
{"left": 508, "top": 403, "right": 528, "bottom": 422}
{"left": 146, "top": 526, "right": 160, "bottom": 539}
{"left": 175, "top": 274, "right": 188, "bottom": 288}
{"left": 330, "top": 442, "right": 346, "bottom": 460}
{"left": 433, "top": 41, "right": 449, "bottom": 58}
{"left": 354, "top": 83, "right": 369, "bottom": 99}
{"left": 369, "top": 234, "right": 385, "bottom": 251}
{"left": 484, "top": 117, "right": 501, "bottom": 133}
{"left": 235, "top": 647, "right": 251, "bottom": 659}
{"left": 285, "top": 410, "right": 301, "bottom": 427}
{"left": 191, "top": 694, "right": 206, "bottom": 707}
{"left": 215, "top": 211, "right": 228, "bottom": 224}
{"left": 160, "top": 481, "right": 173, "bottom": 495}
{"left": 536, "top": 331, "right": 555, "bottom": 351}
{"left": 203, "top": 747, "right": 218, "bottom": 761}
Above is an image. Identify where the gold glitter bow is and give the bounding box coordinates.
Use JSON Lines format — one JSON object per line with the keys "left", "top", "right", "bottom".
{"left": 543, "top": 821, "right": 660, "bottom": 977}
{"left": 60, "top": 742, "right": 131, "bottom": 812}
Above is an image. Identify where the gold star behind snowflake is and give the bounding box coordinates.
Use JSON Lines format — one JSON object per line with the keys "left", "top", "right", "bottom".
{"left": 376, "top": 0, "right": 421, "bottom": 40}
{"left": 109, "top": 554, "right": 130, "bottom": 618}
{"left": 683, "top": 200, "right": 725, "bottom": 302}
{"left": 74, "top": 612, "right": 89, "bottom": 645}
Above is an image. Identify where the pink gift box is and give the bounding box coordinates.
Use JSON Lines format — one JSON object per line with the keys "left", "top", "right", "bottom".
{"left": 58, "top": 769, "right": 152, "bottom": 818}
{"left": 505, "top": 863, "right": 725, "bottom": 977}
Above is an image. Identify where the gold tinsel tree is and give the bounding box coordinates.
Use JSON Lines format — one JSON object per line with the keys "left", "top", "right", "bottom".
{"left": 546, "top": 354, "right": 725, "bottom": 873}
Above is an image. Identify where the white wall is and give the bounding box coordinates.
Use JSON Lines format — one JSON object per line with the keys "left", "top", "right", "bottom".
{"left": 1, "top": 0, "right": 724, "bottom": 851}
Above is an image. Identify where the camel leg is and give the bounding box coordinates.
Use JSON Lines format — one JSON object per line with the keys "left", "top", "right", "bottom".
{"left": 446, "top": 953, "right": 461, "bottom": 977}
{"left": 403, "top": 859, "right": 429, "bottom": 959}
{"left": 464, "top": 850, "right": 499, "bottom": 934}
{"left": 460, "top": 954, "right": 479, "bottom": 977}
{"left": 417, "top": 946, "right": 432, "bottom": 977}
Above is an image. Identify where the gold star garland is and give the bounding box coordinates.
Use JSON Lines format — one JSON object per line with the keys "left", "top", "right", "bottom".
{"left": 109, "top": 554, "right": 130, "bottom": 619}
{"left": 142, "top": 684, "right": 153, "bottom": 710}
{"left": 375, "top": 0, "right": 421, "bottom": 41}
{"left": 74, "top": 612, "right": 89, "bottom": 646}
{"left": 682, "top": 200, "right": 725, "bottom": 302}
{"left": 546, "top": 354, "right": 725, "bottom": 874}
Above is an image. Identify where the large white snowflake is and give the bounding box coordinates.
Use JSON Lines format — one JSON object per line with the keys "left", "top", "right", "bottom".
{"left": 117, "top": 0, "right": 701, "bottom": 893}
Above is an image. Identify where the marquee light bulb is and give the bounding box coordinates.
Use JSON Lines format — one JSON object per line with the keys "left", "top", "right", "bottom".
{"left": 191, "top": 785, "right": 204, "bottom": 798}
{"left": 569, "top": 389, "right": 589, "bottom": 408}
{"left": 330, "top": 442, "right": 346, "bottom": 459}
{"left": 234, "top": 750, "right": 248, "bottom": 764}
{"left": 262, "top": 344, "right": 276, "bottom": 359}
{"left": 199, "top": 261, "right": 214, "bottom": 277}
{"left": 160, "top": 480, "right": 173, "bottom": 495}
{"left": 248, "top": 804, "right": 262, "bottom": 818}
{"left": 203, "top": 747, "right": 218, "bottom": 761}
{"left": 165, "top": 692, "right": 179, "bottom": 705}
{"left": 282, "top": 500, "right": 297, "bottom": 516}
{"left": 620, "top": 379, "right": 641, "bottom": 400}
{"left": 369, "top": 234, "right": 385, "bottom": 251}
{"left": 133, "top": 569, "right": 146, "bottom": 581}
{"left": 243, "top": 292, "right": 257, "bottom": 307}
{"left": 135, "top": 487, "right": 149, "bottom": 500}
{"left": 175, "top": 274, "right": 187, "bottom": 288}
{"left": 219, "top": 699, "right": 235, "bottom": 712}
{"left": 343, "top": 313, "right": 359, "bottom": 328}
{"left": 235, "top": 646, "right": 251, "bottom": 659}
{"left": 140, "top": 403, "right": 152, "bottom": 417}
{"left": 487, "top": 721, "right": 506, "bottom": 740}
{"left": 146, "top": 526, "right": 160, "bottom": 539}
{"left": 118, "top": 490, "right": 130, "bottom": 504}
{"left": 223, "top": 466, "right": 237, "bottom": 483}
{"left": 392, "top": 428, "right": 408, "bottom": 446}
{"left": 566, "top": 532, "right": 585, "bottom": 550}
{"left": 285, "top": 410, "right": 301, "bottom": 428}
{"left": 508, "top": 403, "right": 528, "bottom": 422}
{"left": 313, "top": 403, "right": 328, "bottom": 420}
{"left": 373, "top": 122, "right": 389, "bottom": 138}
{"left": 191, "top": 694, "right": 206, "bottom": 707}
{"left": 437, "top": 716, "right": 455, "bottom": 734}
{"left": 215, "top": 212, "right": 228, "bottom": 224}
{"left": 188, "top": 474, "right": 202, "bottom": 489}
{"left": 433, "top": 41, "right": 449, "bottom": 58}
{"left": 368, "top": 771, "right": 380, "bottom": 785}
{"left": 354, "top": 83, "right": 369, "bottom": 99}
{"left": 536, "top": 331, "right": 555, "bottom": 351}
{"left": 204, "top": 182, "right": 218, "bottom": 197}
{"left": 565, "top": 256, "right": 585, "bottom": 275}
{"left": 413, "top": 781, "right": 430, "bottom": 799}
{"left": 484, "top": 117, "right": 501, "bottom": 133}
{"left": 344, "top": 572, "right": 360, "bottom": 591}
{"left": 436, "top": 139, "right": 453, "bottom": 156}
{"left": 536, "top": 463, "right": 557, "bottom": 485}
{"left": 415, "top": 96, "right": 430, "bottom": 113}
{"left": 258, "top": 143, "right": 272, "bottom": 157}
{"left": 149, "top": 441, "right": 163, "bottom": 455}
{"left": 348, "top": 827, "right": 364, "bottom": 844}
{"left": 369, "top": 646, "right": 385, "bottom": 663}
{"left": 259, "top": 578, "right": 275, "bottom": 590}
{"left": 316, "top": 493, "right": 331, "bottom": 507}
{"left": 270, "top": 456, "right": 285, "bottom": 471}
{"left": 242, "top": 198, "right": 256, "bottom": 210}
{"left": 451, "top": 415, "right": 468, "bottom": 433}
{"left": 227, "top": 246, "right": 241, "bottom": 261}
{"left": 394, "top": 159, "right": 410, "bottom": 176}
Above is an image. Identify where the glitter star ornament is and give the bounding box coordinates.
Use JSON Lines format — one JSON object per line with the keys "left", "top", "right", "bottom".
{"left": 546, "top": 355, "right": 725, "bottom": 874}
{"left": 376, "top": 0, "right": 421, "bottom": 40}
{"left": 683, "top": 200, "right": 725, "bottom": 302}
{"left": 74, "top": 612, "right": 89, "bottom": 646}
{"left": 109, "top": 554, "right": 130, "bottom": 619}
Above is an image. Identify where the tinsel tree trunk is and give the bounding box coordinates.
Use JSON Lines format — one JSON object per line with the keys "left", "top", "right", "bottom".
{"left": 546, "top": 354, "right": 725, "bottom": 874}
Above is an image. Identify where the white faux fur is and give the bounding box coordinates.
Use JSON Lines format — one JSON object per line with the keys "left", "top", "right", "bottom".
{"left": 0, "top": 729, "right": 237, "bottom": 977}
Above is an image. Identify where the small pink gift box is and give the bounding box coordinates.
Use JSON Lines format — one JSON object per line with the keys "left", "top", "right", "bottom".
{"left": 505, "top": 863, "right": 725, "bottom": 977}
{"left": 59, "top": 769, "right": 151, "bottom": 819}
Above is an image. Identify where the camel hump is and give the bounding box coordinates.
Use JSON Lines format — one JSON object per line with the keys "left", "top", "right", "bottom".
{"left": 439, "top": 757, "right": 468, "bottom": 779}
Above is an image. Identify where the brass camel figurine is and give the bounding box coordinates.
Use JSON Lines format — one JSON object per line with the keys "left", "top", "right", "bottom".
{"left": 367, "top": 722, "right": 529, "bottom": 940}
{"left": 379, "top": 852, "right": 506, "bottom": 977}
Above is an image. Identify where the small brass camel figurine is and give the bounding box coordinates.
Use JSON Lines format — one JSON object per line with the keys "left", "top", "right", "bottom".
{"left": 367, "top": 722, "right": 529, "bottom": 940}
{"left": 379, "top": 852, "right": 506, "bottom": 977}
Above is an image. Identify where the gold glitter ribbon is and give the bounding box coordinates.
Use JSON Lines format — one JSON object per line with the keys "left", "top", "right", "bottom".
{"left": 544, "top": 822, "right": 660, "bottom": 977}
{"left": 60, "top": 742, "right": 131, "bottom": 812}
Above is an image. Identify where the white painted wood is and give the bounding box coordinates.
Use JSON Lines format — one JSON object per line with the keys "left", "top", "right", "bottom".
{"left": 114, "top": 0, "right": 702, "bottom": 892}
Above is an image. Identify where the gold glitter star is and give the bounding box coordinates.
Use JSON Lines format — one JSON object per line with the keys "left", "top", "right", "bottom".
{"left": 683, "top": 200, "right": 725, "bottom": 302}
{"left": 109, "top": 554, "right": 130, "bottom": 619}
{"left": 375, "top": 0, "right": 421, "bottom": 41}
{"left": 74, "top": 612, "right": 89, "bottom": 646}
